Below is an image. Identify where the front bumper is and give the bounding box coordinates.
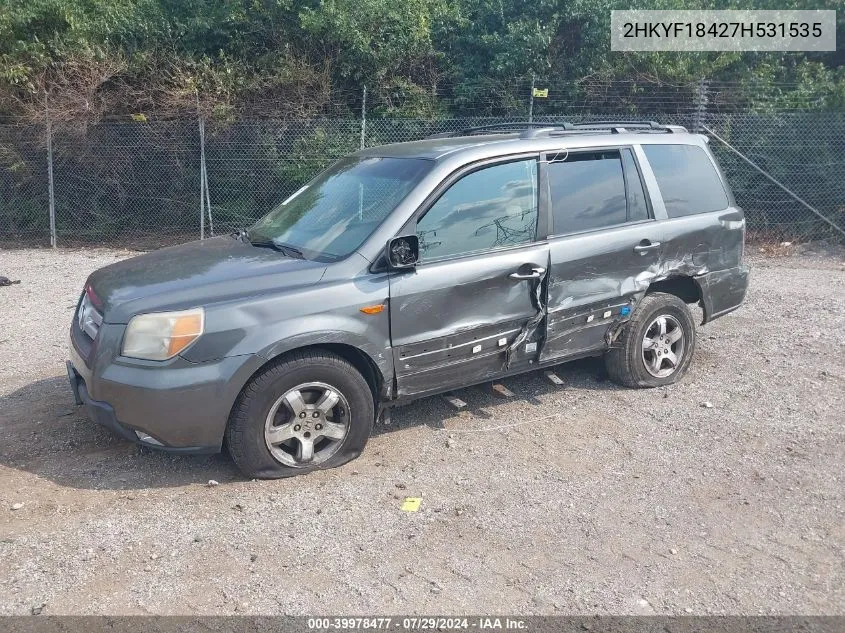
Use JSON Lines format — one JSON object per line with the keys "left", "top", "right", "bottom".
{"left": 66, "top": 361, "right": 219, "bottom": 454}
{"left": 68, "top": 328, "right": 266, "bottom": 453}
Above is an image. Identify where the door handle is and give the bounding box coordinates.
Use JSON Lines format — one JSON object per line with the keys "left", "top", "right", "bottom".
{"left": 633, "top": 240, "right": 661, "bottom": 255}
{"left": 509, "top": 266, "right": 546, "bottom": 280}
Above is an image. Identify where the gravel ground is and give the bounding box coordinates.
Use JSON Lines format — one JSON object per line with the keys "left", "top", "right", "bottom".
{"left": 0, "top": 246, "right": 843, "bottom": 616}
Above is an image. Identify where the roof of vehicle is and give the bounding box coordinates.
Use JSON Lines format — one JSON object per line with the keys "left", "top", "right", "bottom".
{"left": 356, "top": 122, "right": 707, "bottom": 163}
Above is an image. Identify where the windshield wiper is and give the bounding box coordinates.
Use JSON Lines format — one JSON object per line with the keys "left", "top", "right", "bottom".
{"left": 233, "top": 228, "right": 306, "bottom": 259}
{"left": 273, "top": 241, "right": 305, "bottom": 259}
{"left": 249, "top": 237, "right": 305, "bottom": 259}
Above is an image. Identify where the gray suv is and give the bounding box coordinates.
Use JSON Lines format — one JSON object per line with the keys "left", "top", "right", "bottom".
{"left": 67, "top": 121, "right": 749, "bottom": 478}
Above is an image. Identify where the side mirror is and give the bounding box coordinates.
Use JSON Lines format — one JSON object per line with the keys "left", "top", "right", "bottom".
{"left": 386, "top": 235, "right": 419, "bottom": 269}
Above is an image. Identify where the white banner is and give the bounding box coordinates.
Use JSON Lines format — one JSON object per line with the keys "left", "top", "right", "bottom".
{"left": 611, "top": 10, "right": 836, "bottom": 51}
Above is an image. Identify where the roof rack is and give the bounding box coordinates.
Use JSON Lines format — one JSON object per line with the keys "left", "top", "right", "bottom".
{"left": 426, "top": 120, "right": 687, "bottom": 140}
{"left": 562, "top": 120, "right": 685, "bottom": 134}
{"left": 572, "top": 120, "right": 664, "bottom": 129}
{"left": 426, "top": 121, "right": 573, "bottom": 139}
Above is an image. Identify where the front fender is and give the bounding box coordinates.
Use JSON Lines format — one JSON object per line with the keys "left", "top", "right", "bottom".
{"left": 183, "top": 271, "right": 394, "bottom": 394}
{"left": 258, "top": 324, "right": 393, "bottom": 391}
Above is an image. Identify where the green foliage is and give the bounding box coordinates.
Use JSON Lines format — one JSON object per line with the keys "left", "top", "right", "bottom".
{"left": 299, "top": 0, "right": 450, "bottom": 81}
{"left": 0, "top": 0, "right": 842, "bottom": 117}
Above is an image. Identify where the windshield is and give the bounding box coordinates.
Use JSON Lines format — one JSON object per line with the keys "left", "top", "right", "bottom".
{"left": 248, "top": 156, "right": 433, "bottom": 261}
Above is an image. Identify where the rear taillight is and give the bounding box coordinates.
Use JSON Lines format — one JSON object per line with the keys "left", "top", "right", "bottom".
{"left": 85, "top": 284, "right": 103, "bottom": 311}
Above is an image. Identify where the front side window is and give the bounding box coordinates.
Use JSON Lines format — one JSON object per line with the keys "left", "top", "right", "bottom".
{"left": 642, "top": 144, "right": 729, "bottom": 218}
{"left": 416, "top": 159, "right": 538, "bottom": 261}
{"left": 249, "top": 156, "right": 433, "bottom": 261}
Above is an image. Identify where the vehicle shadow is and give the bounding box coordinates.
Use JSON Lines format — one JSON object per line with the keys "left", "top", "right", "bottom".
{"left": 0, "top": 375, "right": 240, "bottom": 491}
{"left": 375, "top": 356, "right": 618, "bottom": 436}
{"left": 0, "top": 358, "right": 619, "bottom": 491}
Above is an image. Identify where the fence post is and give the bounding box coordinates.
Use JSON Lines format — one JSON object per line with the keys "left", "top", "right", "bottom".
{"left": 360, "top": 85, "right": 367, "bottom": 150}
{"left": 528, "top": 73, "right": 535, "bottom": 123}
{"left": 45, "top": 93, "right": 56, "bottom": 248}
{"left": 198, "top": 115, "right": 205, "bottom": 240}
{"left": 204, "top": 153, "right": 214, "bottom": 237}
{"left": 693, "top": 78, "right": 709, "bottom": 133}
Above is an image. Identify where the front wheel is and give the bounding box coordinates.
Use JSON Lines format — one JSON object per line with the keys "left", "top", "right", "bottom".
{"left": 226, "top": 350, "right": 375, "bottom": 478}
{"left": 605, "top": 292, "right": 696, "bottom": 388}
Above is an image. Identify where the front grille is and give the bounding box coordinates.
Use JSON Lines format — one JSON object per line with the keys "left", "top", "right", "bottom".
{"left": 77, "top": 292, "right": 103, "bottom": 340}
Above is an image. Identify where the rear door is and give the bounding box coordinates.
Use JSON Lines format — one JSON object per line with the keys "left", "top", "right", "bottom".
{"left": 541, "top": 146, "right": 664, "bottom": 361}
{"left": 389, "top": 155, "right": 550, "bottom": 398}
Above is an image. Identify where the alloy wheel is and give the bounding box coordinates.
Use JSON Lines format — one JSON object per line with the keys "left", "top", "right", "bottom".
{"left": 641, "top": 315, "right": 686, "bottom": 378}
{"left": 264, "top": 382, "right": 350, "bottom": 467}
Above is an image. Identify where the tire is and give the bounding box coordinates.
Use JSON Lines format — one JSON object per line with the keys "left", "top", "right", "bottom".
{"left": 605, "top": 292, "right": 696, "bottom": 388}
{"left": 226, "top": 349, "right": 375, "bottom": 479}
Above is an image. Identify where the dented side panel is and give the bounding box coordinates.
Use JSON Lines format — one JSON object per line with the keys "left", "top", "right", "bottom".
{"left": 542, "top": 221, "right": 663, "bottom": 361}
{"left": 659, "top": 207, "right": 748, "bottom": 322}
{"left": 695, "top": 264, "right": 750, "bottom": 323}
{"left": 659, "top": 209, "right": 745, "bottom": 276}
{"left": 388, "top": 243, "right": 550, "bottom": 397}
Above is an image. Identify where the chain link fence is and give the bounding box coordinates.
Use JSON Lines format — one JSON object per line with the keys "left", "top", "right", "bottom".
{"left": 51, "top": 121, "right": 202, "bottom": 246}
{"left": 704, "top": 113, "right": 845, "bottom": 240}
{"left": 1, "top": 81, "right": 843, "bottom": 248}
{"left": 0, "top": 124, "right": 49, "bottom": 243}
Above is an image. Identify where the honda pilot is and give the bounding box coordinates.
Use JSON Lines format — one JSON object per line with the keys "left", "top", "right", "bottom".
{"left": 67, "top": 121, "right": 750, "bottom": 478}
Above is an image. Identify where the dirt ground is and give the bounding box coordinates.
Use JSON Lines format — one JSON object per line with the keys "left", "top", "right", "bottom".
{"left": 0, "top": 247, "right": 843, "bottom": 616}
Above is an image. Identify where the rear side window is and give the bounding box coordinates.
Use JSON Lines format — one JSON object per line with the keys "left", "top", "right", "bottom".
{"left": 547, "top": 149, "right": 649, "bottom": 235}
{"left": 643, "top": 144, "right": 729, "bottom": 218}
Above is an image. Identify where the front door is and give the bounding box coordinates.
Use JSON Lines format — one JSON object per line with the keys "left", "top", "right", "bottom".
{"left": 389, "top": 157, "right": 550, "bottom": 398}
{"left": 540, "top": 146, "right": 664, "bottom": 361}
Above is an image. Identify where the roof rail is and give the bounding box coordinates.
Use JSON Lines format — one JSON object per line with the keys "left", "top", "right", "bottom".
{"left": 572, "top": 120, "right": 663, "bottom": 129}
{"left": 425, "top": 120, "right": 687, "bottom": 140}
{"left": 566, "top": 120, "right": 686, "bottom": 134}
{"left": 426, "top": 121, "right": 573, "bottom": 139}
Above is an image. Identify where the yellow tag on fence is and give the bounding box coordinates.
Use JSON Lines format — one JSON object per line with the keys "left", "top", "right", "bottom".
{"left": 532, "top": 88, "right": 549, "bottom": 98}
{"left": 401, "top": 497, "right": 422, "bottom": 512}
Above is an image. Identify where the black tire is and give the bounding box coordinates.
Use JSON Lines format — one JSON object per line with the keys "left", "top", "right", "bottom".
{"left": 605, "top": 292, "right": 696, "bottom": 388}
{"left": 226, "top": 349, "right": 375, "bottom": 479}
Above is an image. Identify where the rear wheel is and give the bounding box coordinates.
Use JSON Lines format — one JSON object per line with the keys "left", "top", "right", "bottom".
{"left": 226, "top": 350, "right": 374, "bottom": 478}
{"left": 605, "top": 292, "right": 696, "bottom": 388}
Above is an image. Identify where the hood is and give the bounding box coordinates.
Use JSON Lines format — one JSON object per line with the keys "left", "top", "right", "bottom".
{"left": 87, "top": 236, "right": 327, "bottom": 323}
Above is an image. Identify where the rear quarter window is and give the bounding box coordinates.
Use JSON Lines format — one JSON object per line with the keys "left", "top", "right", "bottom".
{"left": 643, "top": 144, "right": 729, "bottom": 218}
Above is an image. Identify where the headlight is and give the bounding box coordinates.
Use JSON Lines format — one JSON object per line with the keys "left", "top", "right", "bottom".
{"left": 122, "top": 308, "right": 204, "bottom": 360}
